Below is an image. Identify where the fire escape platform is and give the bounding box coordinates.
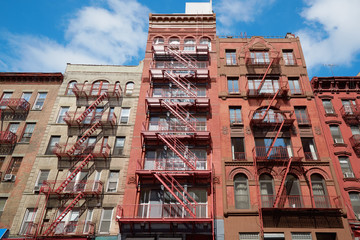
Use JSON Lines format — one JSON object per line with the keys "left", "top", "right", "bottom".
{"left": 41, "top": 180, "right": 103, "bottom": 196}
{"left": 152, "top": 45, "right": 209, "bottom": 61}
{"left": 340, "top": 105, "right": 360, "bottom": 124}
{"left": 142, "top": 131, "right": 211, "bottom": 141}
{"left": 150, "top": 69, "right": 209, "bottom": 80}
{"left": 146, "top": 97, "right": 210, "bottom": 109}
{"left": 55, "top": 144, "right": 111, "bottom": 161}
{"left": 250, "top": 118, "right": 295, "bottom": 127}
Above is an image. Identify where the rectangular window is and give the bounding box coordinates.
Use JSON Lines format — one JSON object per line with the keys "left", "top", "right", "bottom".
{"left": 351, "top": 125, "right": 360, "bottom": 135}
{"left": 0, "top": 92, "right": 13, "bottom": 109}
{"left": 45, "top": 136, "right": 60, "bottom": 155}
{"left": 226, "top": 49, "right": 237, "bottom": 65}
{"left": 264, "top": 233, "right": 285, "bottom": 240}
{"left": 248, "top": 79, "right": 279, "bottom": 94}
{"left": 227, "top": 77, "right": 239, "bottom": 93}
{"left": 56, "top": 107, "right": 69, "bottom": 124}
{"left": 6, "top": 157, "right": 22, "bottom": 176}
{"left": 322, "top": 99, "right": 335, "bottom": 114}
{"left": 315, "top": 233, "right": 336, "bottom": 240}
{"left": 120, "top": 108, "right": 130, "bottom": 124}
{"left": 291, "top": 233, "right": 312, "bottom": 240}
{"left": 294, "top": 107, "right": 310, "bottom": 124}
{"left": 231, "top": 137, "right": 245, "bottom": 161}
{"left": 33, "top": 92, "right": 47, "bottom": 110}
{"left": 288, "top": 77, "right": 302, "bottom": 94}
{"left": 35, "top": 170, "right": 50, "bottom": 191}
{"left": 229, "top": 107, "right": 242, "bottom": 124}
{"left": 330, "top": 125, "right": 344, "bottom": 144}
{"left": 301, "top": 138, "right": 318, "bottom": 161}
{"left": 339, "top": 157, "right": 354, "bottom": 178}
{"left": 20, "top": 208, "right": 36, "bottom": 235}
{"left": 0, "top": 197, "right": 7, "bottom": 217}
{"left": 84, "top": 209, "right": 93, "bottom": 233}
{"left": 21, "top": 92, "right": 32, "bottom": 102}
{"left": 342, "top": 99, "right": 356, "bottom": 114}
{"left": 7, "top": 123, "right": 20, "bottom": 134}
{"left": 113, "top": 137, "right": 125, "bottom": 155}
{"left": 239, "top": 233, "right": 259, "bottom": 240}
{"left": 20, "top": 123, "right": 36, "bottom": 143}
{"left": 250, "top": 51, "right": 269, "bottom": 64}
{"left": 99, "top": 208, "right": 113, "bottom": 233}
{"left": 0, "top": 157, "right": 5, "bottom": 170}
{"left": 107, "top": 171, "right": 119, "bottom": 192}
{"left": 283, "top": 50, "right": 296, "bottom": 65}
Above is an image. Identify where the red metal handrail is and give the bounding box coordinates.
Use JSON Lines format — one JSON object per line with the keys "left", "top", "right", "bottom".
{"left": 250, "top": 110, "right": 294, "bottom": 124}
{"left": 0, "top": 98, "right": 30, "bottom": 112}
{"left": 73, "top": 83, "right": 122, "bottom": 99}
{"left": 138, "top": 157, "right": 208, "bottom": 171}
{"left": 143, "top": 121, "right": 208, "bottom": 132}
{"left": 147, "top": 88, "right": 208, "bottom": 99}
{"left": 246, "top": 80, "right": 288, "bottom": 96}
{"left": 150, "top": 61, "right": 209, "bottom": 70}
{"left": 39, "top": 220, "right": 95, "bottom": 236}
{"left": 41, "top": 180, "right": 103, "bottom": 195}
{"left": 233, "top": 152, "right": 246, "bottom": 161}
{"left": 350, "top": 134, "right": 360, "bottom": 148}
{"left": 340, "top": 103, "right": 360, "bottom": 117}
{"left": 260, "top": 195, "right": 341, "bottom": 209}
{"left": 64, "top": 111, "right": 117, "bottom": 126}
{"left": 253, "top": 146, "right": 302, "bottom": 160}
{"left": 152, "top": 44, "right": 209, "bottom": 54}
{"left": 0, "top": 131, "right": 17, "bottom": 144}
{"left": 244, "top": 51, "right": 280, "bottom": 66}
{"left": 55, "top": 143, "right": 111, "bottom": 159}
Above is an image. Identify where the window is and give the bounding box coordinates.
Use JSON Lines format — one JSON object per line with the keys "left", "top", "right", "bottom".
{"left": 7, "top": 123, "right": 19, "bottom": 134}
{"left": 99, "top": 208, "right": 113, "bottom": 233}
{"left": 0, "top": 92, "right": 12, "bottom": 109}
{"left": 6, "top": 157, "right": 22, "bottom": 176}
{"left": 311, "top": 174, "right": 329, "bottom": 208}
{"left": 315, "top": 233, "right": 336, "bottom": 240}
{"left": 184, "top": 37, "right": 196, "bottom": 51}
{"left": 329, "top": 125, "right": 344, "bottom": 144}
{"left": 259, "top": 174, "right": 274, "bottom": 207}
{"left": 339, "top": 156, "right": 354, "bottom": 178}
{"left": 66, "top": 81, "right": 77, "bottom": 95}
{"left": 234, "top": 174, "right": 249, "bottom": 209}
{"left": 231, "top": 137, "right": 245, "bottom": 160}
{"left": 342, "top": 99, "right": 356, "bottom": 114}
{"left": 0, "top": 197, "right": 7, "bottom": 217}
{"left": 283, "top": 50, "right": 296, "bottom": 65}
{"left": 21, "top": 92, "right": 32, "bottom": 102}
{"left": 0, "top": 157, "right": 4, "bottom": 170}
{"left": 188, "top": 189, "right": 208, "bottom": 217}
{"left": 349, "top": 192, "right": 360, "bottom": 219}
{"left": 120, "top": 108, "right": 130, "bottom": 124}
{"left": 264, "top": 233, "right": 284, "bottom": 240}
{"left": 20, "top": 123, "right": 36, "bottom": 143}
{"left": 125, "top": 82, "right": 134, "bottom": 95}
{"left": 250, "top": 51, "right": 269, "bottom": 64}
{"left": 239, "top": 233, "right": 259, "bottom": 240}
{"left": 294, "top": 107, "right": 310, "bottom": 124}
{"left": 33, "top": 92, "right": 47, "bottom": 110}
{"left": 288, "top": 78, "right": 302, "bottom": 94}
{"left": 248, "top": 78, "right": 279, "bottom": 94}
{"left": 113, "top": 137, "right": 125, "bottom": 155}
{"left": 291, "top": 233, "right": 312, "bottom": 240}
{"left": 226, "top": 50, "right": 237, "bottom": 65}
{"left": 54, "top": 209, "right": 79, "bottom": 234}
{"left": 229, "top": 107, "right": 242, "bottom": 124}
{"left": 56, "top": 107, "right": 69, "bottom": 124}
{"left": 153, "top": 37, "right": 164, "bottom": 45}
{"left": 200, "top": 37, "right": 211, "bottom": 50}
{"left": 285, "top": 174, "right": 302, "bottom": 208}
{"left": 84, "top": 209, "right": 93, "bottom": 233}
{"left": 169, "top": 37, "right": 180, "bottom": 49}
{"left": 301, "top": 138, "right": 318, "bottom": 160}
{"left": 34, "top": 170, "right": 49, "bottom": 191}
{"left": 228, "top": 77, "right": 239, "bottom": 93}
{"left": 322, "top": 99, "right": 334, "bottom": 114}
{"left": 19, "top": 208, "right": 36, "bottom": 235}
{"left": 91, "top": 80, "right": 109, "bottom": 96}
{"left": 107, "top": 171, "right": 119, "bottom": 192}
{"left": 45, "top": 136, "right": 60, "bottom": 155}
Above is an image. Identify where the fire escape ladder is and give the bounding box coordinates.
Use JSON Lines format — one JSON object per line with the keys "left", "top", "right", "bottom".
{"left": 66, "top": 121, "right": 102, "bottom": 156}
{"left": 75, "top": 92, "right": 109, "bottom": 124}
{"left": 43, "top": 192, "right": 85, "bottom": 236}
{"left": 160, "top": 99, "right": 197, "bottom": 132}
{"left": 163, "top": 71, "right": 198, "bottom": 98}
{"left": 265, "top": 120, "right": 285, "bottom": 158}
{"left": 165, "top": 47, "right": 198, "bottom": 69}
{"left": 260, "top": 89, "right": 280, "bottom": 121}
{"left": 153, "top": 173, "right": 197, "bottom": 218}
{"left": 54, "top": 154, "right": 94, "bottom": 194}
{"left": 255, "top": 58, "right": 275, "bottom": 94}
{"left": 254, "top": 155, "right": 264, "bottom": 239}
{"left": 272, "top": 157, "right": 293, "bottom": 208}
{"left": 156, "top": 134, "right": 197, "bottom": 170}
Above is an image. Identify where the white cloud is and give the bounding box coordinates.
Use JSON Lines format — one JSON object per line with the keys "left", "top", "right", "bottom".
{"left": 0, "top": 0, "right": 149, "bottom": 72}
{"left": 215, "top": 0, "right": 276, "bottom": 29}
{"left": 296, "top": 0, "right": 360, "bottom": 70}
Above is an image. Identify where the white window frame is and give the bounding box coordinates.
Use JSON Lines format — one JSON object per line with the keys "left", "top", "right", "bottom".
{"left": 34, "top": 170, "right": 50, "bottom": 191}
{"left": 32, "top": 92, "right": 47, "bottom": 110}
{"left": 120, "top": 108, "right": 130, "bottom": 124}
{"left": 56, "top": 107, "right": 69, "bottom": 124}
{"left": 107, "top": 171, "right": 119, "bottom": 192}
{"left": 19, "top": 208, "right": 36, "bottom": 235}
{"left": 99, "top": 208, "right": 113, "bottom": 233}
{"left": 21, "top": 92, "right": 32, "bottom": 102}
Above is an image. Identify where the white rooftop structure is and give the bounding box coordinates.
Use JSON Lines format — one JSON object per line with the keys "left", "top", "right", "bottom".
{"left": 185, "top": 1, "right": 212, "bottom": 14}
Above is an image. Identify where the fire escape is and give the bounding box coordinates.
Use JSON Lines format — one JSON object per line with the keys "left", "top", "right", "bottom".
{"left": 26, "top": 84, "right": 122, "bottom": 238}
{"left": 117, "top": 43, "right": 214, "bottom": 238}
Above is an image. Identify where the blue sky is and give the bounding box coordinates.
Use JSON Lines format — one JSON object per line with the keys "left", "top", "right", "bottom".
{"left": 0, "top": 0, "right": 359, "bottom": 79}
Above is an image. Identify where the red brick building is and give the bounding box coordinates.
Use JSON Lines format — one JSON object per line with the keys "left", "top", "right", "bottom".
{"left": 218, "top": 35, "right": 353, "bottom": 239}
{"left": 311, "top": 76, "right": 360, "bottom": 239}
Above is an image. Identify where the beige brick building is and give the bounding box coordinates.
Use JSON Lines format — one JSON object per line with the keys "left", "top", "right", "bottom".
{"left": 8, "top": 62, "right": 143, "bottom": 239}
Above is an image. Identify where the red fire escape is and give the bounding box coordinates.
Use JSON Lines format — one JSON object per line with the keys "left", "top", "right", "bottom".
{"left": 117, "top": 43, "right": 214, "bottom": 238}
{"left": 25, "top": 84, "right": 122, "bottom": 238}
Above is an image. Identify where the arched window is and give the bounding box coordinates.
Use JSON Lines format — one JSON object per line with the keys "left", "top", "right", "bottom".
{"left": 285, "top": 174, "right": 302, "bottom": 208}
{"left": 91, "top": 80, "right": 109, "bottom": 96}
{"left": 184, "top": 37, "right": 196, "bottom": 51}
{"left": 125, "top": 82, "right": 134, "bottom": 95}
{"left": 349, "top": 192, "right": 360, "bottom": 219}
{"left": 259, "top": 174, "right": 274, "bottom": 207}
{"left": 153, "top": 37, "right": 164, "bottom": 45}
{"left": 234, "top": 174, "right": 249, "bottom": 209}
{"left": 66, "top": 81, "right": 77, "bottom": 95}
{"left": 311, "top": 174, "right": 329, "bottom": 208}
{"left": 169, "top": 37, "right": 180, "bottom": 49}
{"left": 200, "top": 37, "right": 211, "bottom": 50}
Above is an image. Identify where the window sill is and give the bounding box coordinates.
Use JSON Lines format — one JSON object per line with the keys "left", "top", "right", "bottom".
{"left": 325, "top": 113, "right": 338, "bottom": 117}
{"left": 16, "top": 142, "right": 30, "bottom": 145}
{"left": 225, "top": 64, "right": 239, "bottom": 67}
{"left": 333, "top": 143, "right": 347, "bottom": 148}
{"left": 343, "top": 177, "right": 358, "bottom": 182}
{"left": 230, "top": 123, "right": 243, "bottom": 127}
